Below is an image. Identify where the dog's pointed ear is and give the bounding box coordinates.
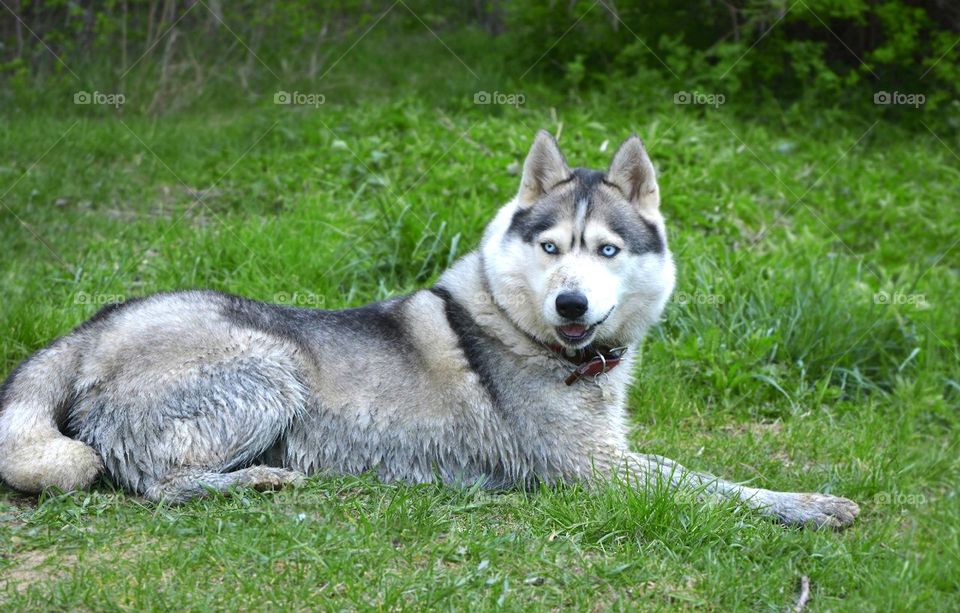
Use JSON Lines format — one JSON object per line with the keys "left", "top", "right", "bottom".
{"left": 518, "top": 130, "right": 571, "bottom": 206}
{"left": 606, "top": 135, "right": 659, "bottom": 211}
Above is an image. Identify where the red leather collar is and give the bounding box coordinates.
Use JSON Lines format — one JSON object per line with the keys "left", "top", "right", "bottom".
{"left": 545, "top": 343, "right": 627, "bottom": 385}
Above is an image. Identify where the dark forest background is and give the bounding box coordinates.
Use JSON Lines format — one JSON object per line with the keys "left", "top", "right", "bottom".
{"left": 2, "top": 0, "right": 957, "bottom": 121}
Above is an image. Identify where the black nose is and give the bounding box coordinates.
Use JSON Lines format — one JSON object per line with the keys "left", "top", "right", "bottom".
{"left": 556, "top": 291, "right": 589, "bottom": 319}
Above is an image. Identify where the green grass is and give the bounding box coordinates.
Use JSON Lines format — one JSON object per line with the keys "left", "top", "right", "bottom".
{"left": 1, "top": 74, "right": 959, "bottom": 608}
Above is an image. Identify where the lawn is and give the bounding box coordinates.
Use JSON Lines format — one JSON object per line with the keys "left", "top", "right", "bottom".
{"left": 1, "top": 47, "right": 959, "bottom": 611}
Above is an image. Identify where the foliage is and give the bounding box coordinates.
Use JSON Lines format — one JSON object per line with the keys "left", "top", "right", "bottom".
{"left": 0, "top": 1, "right": 957, "bottom": 121}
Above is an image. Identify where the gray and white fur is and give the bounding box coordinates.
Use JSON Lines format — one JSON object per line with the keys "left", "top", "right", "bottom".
{"left": 0, "top": 132, "right": 859, "bottom": 528}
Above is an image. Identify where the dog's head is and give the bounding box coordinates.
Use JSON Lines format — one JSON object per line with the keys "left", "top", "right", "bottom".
{"left": 482, "top": 130, "right": 675, "bottom": 349}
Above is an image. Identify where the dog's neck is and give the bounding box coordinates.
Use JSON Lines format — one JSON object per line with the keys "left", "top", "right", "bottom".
{"left": 539, "top": 341, "right": 627, "bottom": 385}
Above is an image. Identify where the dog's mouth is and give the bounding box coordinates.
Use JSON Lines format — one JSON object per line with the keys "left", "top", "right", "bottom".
{"left": 556, "top": 323, "right": 596, "bottom": 344}
{"left": 554, "top": 306, "right": 615, "bottom": 347}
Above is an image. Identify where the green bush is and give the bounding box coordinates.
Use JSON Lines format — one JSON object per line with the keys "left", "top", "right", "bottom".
{"left": 498, "top": 0, "right": 958, "bottom": 113}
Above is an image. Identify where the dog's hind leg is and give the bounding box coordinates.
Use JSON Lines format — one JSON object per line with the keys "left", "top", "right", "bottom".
{"left": 71, "top": 340, "right": 312, "bottom": 502}
{"left": 615, "top": 452, "right": 859, "bottom": 529}
{"left": 145, "top": 466, "right": 305, "bottom": 503}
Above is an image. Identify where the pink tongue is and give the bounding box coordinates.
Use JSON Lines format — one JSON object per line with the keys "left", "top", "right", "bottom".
{"left": 560, "top": 324, "right": 586, "bottom": 337}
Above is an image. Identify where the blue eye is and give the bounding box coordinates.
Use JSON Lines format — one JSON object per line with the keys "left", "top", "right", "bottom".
{"left": 599, "top": 244, "right": 620, "bottom": 258}
{"left": 541, "top": 242, "right": 559, "bottom": 255}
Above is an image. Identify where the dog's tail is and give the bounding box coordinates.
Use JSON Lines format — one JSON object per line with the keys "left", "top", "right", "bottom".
{"left": 0, "top": 340, "right": 102, "bottom": 493}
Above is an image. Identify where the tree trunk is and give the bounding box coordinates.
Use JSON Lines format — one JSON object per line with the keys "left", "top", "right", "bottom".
{"left": 12, "top": 0, "right": 24, "bottom": 59}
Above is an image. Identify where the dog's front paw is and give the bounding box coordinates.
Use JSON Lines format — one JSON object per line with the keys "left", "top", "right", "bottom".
{"left": 771, "top": 492, "right": 860, "bottom": 529}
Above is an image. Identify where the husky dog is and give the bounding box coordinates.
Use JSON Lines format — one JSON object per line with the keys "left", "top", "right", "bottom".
{"left": 0, "top": 132, "right": 858, "bottom": 527}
